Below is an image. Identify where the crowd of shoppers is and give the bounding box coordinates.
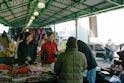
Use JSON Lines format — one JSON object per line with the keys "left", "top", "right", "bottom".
{"left": 10, "top": 29, "right": 98, "bottom": 83}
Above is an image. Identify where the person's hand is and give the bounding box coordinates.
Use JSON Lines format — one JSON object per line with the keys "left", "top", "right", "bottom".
{"left": 25, "top": 61, "right": 29, "bottom": 65}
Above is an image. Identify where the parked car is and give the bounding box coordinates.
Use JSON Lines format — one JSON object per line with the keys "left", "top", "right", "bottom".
{"left": 89, "top": 43, "right": 106, "bottom": 59}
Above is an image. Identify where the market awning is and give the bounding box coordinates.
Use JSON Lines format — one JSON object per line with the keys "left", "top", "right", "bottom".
{"left": 0, "top": 0, "right": 124, "bottom": 28}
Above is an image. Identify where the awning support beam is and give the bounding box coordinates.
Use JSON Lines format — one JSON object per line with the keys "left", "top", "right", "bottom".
{"left": 106, "top": 0, "right": 121, "bottom": 6}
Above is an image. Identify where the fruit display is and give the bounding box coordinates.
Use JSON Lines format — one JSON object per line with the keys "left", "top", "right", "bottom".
{"left": 0, "top": 50, "right": 12, "bottom": 57}
{"left": 13, "top": 66, "right": 31, "bottom": 74}
{"left": 0, "top": 64, "right": 12, "bottom": 70}
{"left": 0, "top": 64, "right": 56, "bottom": 82}
{"left": 0, "top": 33, "right": 15, "bottom": 57}
{"left": 8, "top": 43, "right": 15, "bottom": 53}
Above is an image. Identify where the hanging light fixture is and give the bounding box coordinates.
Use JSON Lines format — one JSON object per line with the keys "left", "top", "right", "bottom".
{"left": 27, "top": 19, "right": 33, "bottom": 27}
{"left": 29, "top": 19, "right": 33, "bottom": 24}
{"left": 26, "top": 29, "right": 29, "bottom": 32}
{"left": 31, "top": 16, "right": 35, "bottom": 20}
{"left": 38, "top": 2, "right": 45, "bottom": 9}
{"left": 34, "top": 11, "right": 39, "bottom": 16}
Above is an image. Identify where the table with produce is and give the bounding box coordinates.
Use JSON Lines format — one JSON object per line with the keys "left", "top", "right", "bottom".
{"left": 0, "top": 64, "right": 57, "bottom": 83}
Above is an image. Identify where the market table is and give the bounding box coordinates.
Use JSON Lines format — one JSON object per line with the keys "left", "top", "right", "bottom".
{"left": 12, "top": 74, "right": 57, "bottom": 83}
{"left": 96, "top": 70, "right": 122, "bottom": 83}
{"left": 0, "top": 64, "right": 57, "bottom": 83}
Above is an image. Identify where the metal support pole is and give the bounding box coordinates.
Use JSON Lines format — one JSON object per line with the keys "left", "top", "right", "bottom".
{"left": 89, "top": 16, "right": 98, "bottom": 37}
{"left": 75, "top": 18, "right": 78, "bottom": 39}
{"left": 54, "top": 24, "right": 56, "bottom": 32}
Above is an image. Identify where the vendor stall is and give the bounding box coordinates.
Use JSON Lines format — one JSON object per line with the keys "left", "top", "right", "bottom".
{"left": 0, "top": 63, "right": 57, "bottom": 83}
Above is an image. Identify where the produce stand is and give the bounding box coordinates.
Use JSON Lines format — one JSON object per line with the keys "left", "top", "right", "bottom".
{"left": 0, "top": 64, "right": 57, "bottom": 83}
{"left": 1, "top": 63, "right": 123, "bottom": 83}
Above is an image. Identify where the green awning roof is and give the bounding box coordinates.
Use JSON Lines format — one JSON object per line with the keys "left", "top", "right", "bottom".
{"left": 0, "top": 0, "right": 124, "bottom": 28}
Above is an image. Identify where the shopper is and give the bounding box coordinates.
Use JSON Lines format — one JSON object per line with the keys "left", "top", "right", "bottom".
{"left": 105, "top": 39, "right": 115, "bottom": 61}
{"left": 54, "top": 37, "right": 87, "bottom": 83}
{"left": 29, "top": 37, "right": 37, "bottom": 64}
{"left": 40, "top": 32, "right": 58, "bottom": 64}
{"left": 37, "top": 33, "right": 48, "bottom": 53}
{"left": 77, "top": 40, "right": 97, "bottom": 83}
{"left": 17, "top": 32, "right": 33, "bottom": 65}
{"left": 40, "top": 33, "right": 48, "bottom": 46}
{"left": 14, "top": 33, "right": 23, "bottom": 59}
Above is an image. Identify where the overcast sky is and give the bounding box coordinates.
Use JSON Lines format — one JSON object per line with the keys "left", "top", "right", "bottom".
{"left": 97, "top": 8, "right": 124, "bottom": 45}
{"left": 0, "top": 24, "right": 9, "bottom": 34}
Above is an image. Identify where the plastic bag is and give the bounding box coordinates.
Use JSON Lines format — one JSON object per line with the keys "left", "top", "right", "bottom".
{"left": 109, "top": 75, "right": 121, "bottom": 83}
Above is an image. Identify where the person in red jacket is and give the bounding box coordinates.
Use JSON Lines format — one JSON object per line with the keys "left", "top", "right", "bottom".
{"left": 40, "top": 32, "right": 58, "bottom": 64}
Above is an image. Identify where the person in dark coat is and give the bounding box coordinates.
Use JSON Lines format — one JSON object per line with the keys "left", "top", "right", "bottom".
{"left": 17, "top": 32, "right": 33, "bottom": 65}
{"left": 77, "top": 40, "right": 97, "bottom": 83}
{"left": 29, "top": 41, "right": 37, "bottom": 64}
